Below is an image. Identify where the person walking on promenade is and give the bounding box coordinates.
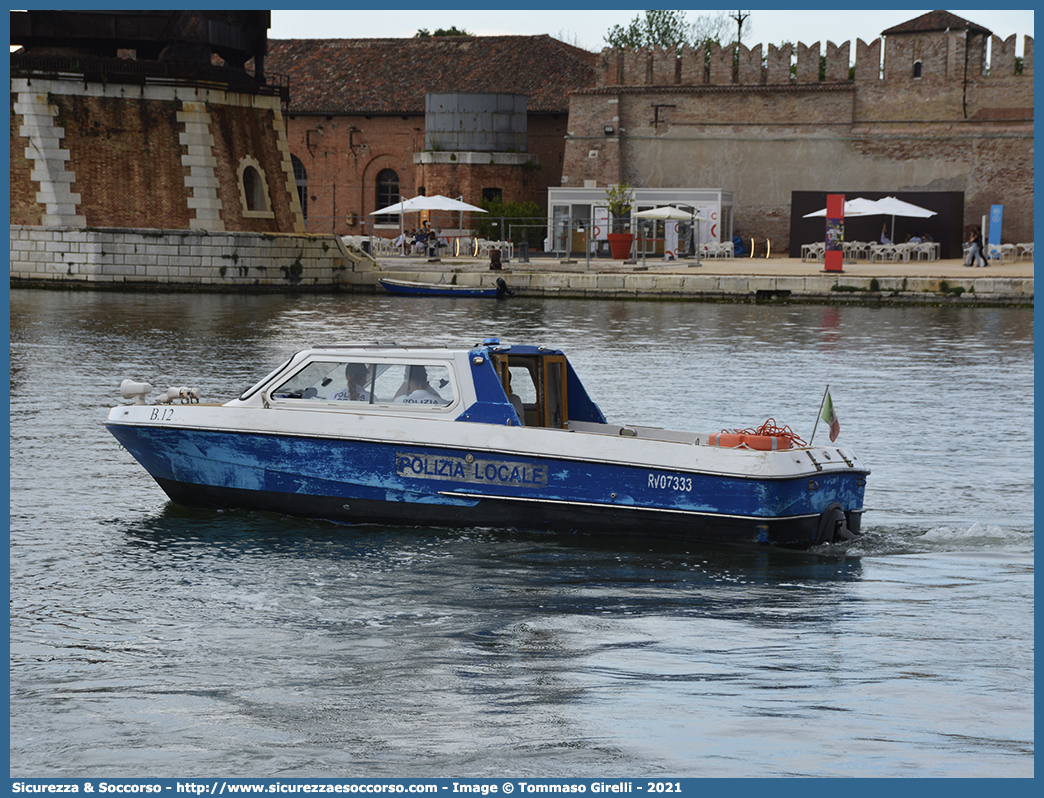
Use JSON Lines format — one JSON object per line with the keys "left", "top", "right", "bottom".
{"left": 965, "top": 227, "right": 987, "bottom": 267}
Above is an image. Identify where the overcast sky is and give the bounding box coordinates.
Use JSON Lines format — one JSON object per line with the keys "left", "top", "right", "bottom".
{"left": 270, "top": 8, "right": 1034, "bottom": 54}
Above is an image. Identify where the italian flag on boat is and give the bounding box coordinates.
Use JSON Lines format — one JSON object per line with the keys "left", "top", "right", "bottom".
{"left": 822, "top": 391, "right": 840, "bottom": 442}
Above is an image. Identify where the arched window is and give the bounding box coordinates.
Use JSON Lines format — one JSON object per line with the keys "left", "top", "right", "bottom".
{"left": 913, "top": 60, "right": 922, "bottom": 79}
{"left": 237, "top": 156, "right": 274, "bottom": 219}
{"left": 243, "top": 166, "right": 264, "bottom": 211}
{"left": 375, "top": 168, "right": 400, "bottom": 225}
{"left": 292, "top": 155, "right": 307, "bottom": 220}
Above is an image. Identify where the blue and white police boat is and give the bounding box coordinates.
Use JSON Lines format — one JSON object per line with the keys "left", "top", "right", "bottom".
{"left": 106, "top": 338, "right": 868, "bottom": 549}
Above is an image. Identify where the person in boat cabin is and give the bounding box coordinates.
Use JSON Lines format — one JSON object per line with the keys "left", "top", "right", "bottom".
{"left": 330, "top": 363, "right": 372, "bottom": 402}
{"left": 394, "top": 366, "right": 443, "bottom": 404}
{"left": 508, "top": 372, "right": 525, "bottom": 425}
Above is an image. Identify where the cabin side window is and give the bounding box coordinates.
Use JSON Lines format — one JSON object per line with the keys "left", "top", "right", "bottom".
{"left": 270, "top": 361, "right": 374, "bottom": 402}
{"left": 373, "top": 363, "right": 454, "bottom": 406}
{"left": 269, "top": 360, "right": 455, "bottom": 408}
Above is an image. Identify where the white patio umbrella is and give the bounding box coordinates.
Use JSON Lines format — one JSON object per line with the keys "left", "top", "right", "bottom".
{"left": 426, "top": 194, "right": 487, "bottom": 213}
{"left": 369, "top": 195, "right": 488, "bottom": 253}
{"left": 802, "top": 197, "right": 882, "bottom": 218}
{"left": 873, "top": 196, "right": 937, "bottom": 243}
{"left": 632, "top": 205, "right": 705, "bottom": 222}
{"left": 632, "top": 206, "right": 708, "bottom": 266}
{"left": 370, "top": 194, "right": 487, "bottom": 216}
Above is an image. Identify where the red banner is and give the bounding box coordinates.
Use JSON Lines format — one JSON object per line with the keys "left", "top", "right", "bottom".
{"left": 824, "top": 194, "right": 844, "bottom": 272}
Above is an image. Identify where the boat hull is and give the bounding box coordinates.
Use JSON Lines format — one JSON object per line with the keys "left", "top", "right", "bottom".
{"left": 107, "top": 423, "right": 866, "bottom": 550}
{"left": 379, "top": 279, "right": 498, "bottom": 297}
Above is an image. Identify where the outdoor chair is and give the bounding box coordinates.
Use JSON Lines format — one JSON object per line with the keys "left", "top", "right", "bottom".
{"left": 801, "top": 243, "right": 825, "bottom": 262}
{"left": 869, "top": 244, "right": 895, "bottom": 262}
{"left": 987, "top": 244, "right": 1016, "bottom": 263}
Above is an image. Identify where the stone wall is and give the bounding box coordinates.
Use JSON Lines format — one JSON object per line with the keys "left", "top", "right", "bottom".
{"left": 9, "top": 226, "right": 375, "bottom": 290}
{"left": 373, "top": 264, "right": 1032, "bottom": 307}
{"left": 564, "top": 32, "right": 1034, "bottom": 252}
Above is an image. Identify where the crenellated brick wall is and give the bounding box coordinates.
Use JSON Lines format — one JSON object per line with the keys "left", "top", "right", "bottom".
{"left": 566, "top": 31, "right": 1034, "bottom": 252}
{"left": 596, "top": 33, "right": 1031, "bottom": 87}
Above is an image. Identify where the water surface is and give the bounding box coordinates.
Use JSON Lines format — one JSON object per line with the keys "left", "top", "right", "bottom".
{"left": 9, "top": 290, "right": 1034, "bottom": 777}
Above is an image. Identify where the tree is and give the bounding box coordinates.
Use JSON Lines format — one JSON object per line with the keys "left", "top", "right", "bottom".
{"left": 604, "top": 183, "right": 633, "bottom": 232}
{"left": 604, "top": 10, "right": 731, "bottom": 50}
{"left": 415, "top": 26, "right": 472, "bottom": 38}
{"left": 476, "top": 197, "right": 544, "bottom": 249}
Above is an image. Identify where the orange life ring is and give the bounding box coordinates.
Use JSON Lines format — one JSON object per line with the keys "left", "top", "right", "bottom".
{"left": 741, "top": 434, "right": 792, "bottom": 451}
{"left": 707, "top": 432, "right": 744, "bottom": 447}
{"left": 707, "top": 432, "right": 792, "bottom": 450}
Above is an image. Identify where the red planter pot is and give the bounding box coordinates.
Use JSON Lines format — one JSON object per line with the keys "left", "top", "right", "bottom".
{"left": 607, "top": 232, "right": 634, "bottom": 260}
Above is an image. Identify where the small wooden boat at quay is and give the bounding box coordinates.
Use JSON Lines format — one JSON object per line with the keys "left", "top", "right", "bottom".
{"left": 106, "top": 338, "right": 868, "bottom": 549}
{"left": 378, "top": 277, "right": 510, "bottom": 298}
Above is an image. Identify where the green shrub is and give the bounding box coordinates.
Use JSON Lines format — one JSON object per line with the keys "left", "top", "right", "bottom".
{"left": 476, "top": 198, "right": 544, "bottom": 249}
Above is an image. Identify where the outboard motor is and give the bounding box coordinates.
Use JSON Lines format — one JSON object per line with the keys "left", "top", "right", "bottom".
{"left": 816, "top": 502, "right": 857, "bottom": 544}
{"left": 495, "top": 277, "right": 514, "bottom": 300}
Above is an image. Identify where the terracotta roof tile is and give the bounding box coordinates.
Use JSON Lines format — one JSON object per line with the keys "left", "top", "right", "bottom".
{"left": 267, "top": 35, "right": 597, "bottom": 115}
{"left": 881, "top": 10, "right": 991, "bottom": 37}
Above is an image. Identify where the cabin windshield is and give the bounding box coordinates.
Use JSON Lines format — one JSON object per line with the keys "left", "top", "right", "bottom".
{"left": 270, "top": 360, "right": 455, "bottom": 407}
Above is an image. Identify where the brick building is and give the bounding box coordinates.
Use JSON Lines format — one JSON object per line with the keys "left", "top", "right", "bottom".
{"left": 560, "top": 10, "right": 1034, "bottom": 253}
{"left": 265, "top": 35, "right": 597, "bottom": 237}
{"left": 10, "top": 10, "right": 304, "bottom": 234}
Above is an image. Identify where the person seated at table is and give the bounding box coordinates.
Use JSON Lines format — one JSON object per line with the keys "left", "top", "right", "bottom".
{"left": 426, "top": 226, "right": 443, "bottom": 257}
{"left": 413, "top": 228, "right": 427, "bottom": 254}
{"left": 880, "top": 223, "right": 892, "bottom": 245}
{"left": 922, "top": 233, "right": 934, "bottom": 242}
{"left": 393, "top": 231, "right": 409, "bottom": 254}
{"left": 905, "top": 233, "right": 922, "bottom": 244}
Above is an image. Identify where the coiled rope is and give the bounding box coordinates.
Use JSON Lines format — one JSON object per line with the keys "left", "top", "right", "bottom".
{"left": 726, "top": 418, "right": 807, "bottom": 448}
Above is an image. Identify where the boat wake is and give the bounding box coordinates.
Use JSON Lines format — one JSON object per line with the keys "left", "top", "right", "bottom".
{"left": 814, "top": 521, "right": 1033, "bottom": 557}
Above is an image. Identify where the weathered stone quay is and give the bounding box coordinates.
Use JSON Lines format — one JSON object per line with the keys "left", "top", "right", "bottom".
{"left": 376, "top": 254, "right": 1034, "bottom": 307}
{"left": 9, "top": 227, "right": 1033, "bottom": 307}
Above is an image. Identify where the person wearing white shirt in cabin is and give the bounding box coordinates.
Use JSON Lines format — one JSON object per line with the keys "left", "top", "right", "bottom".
{"left": 394, "top": 366, "right": 443, "bottom": 405}
{"left": 330, "top": 363, "right": 372, "bottom": 402}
